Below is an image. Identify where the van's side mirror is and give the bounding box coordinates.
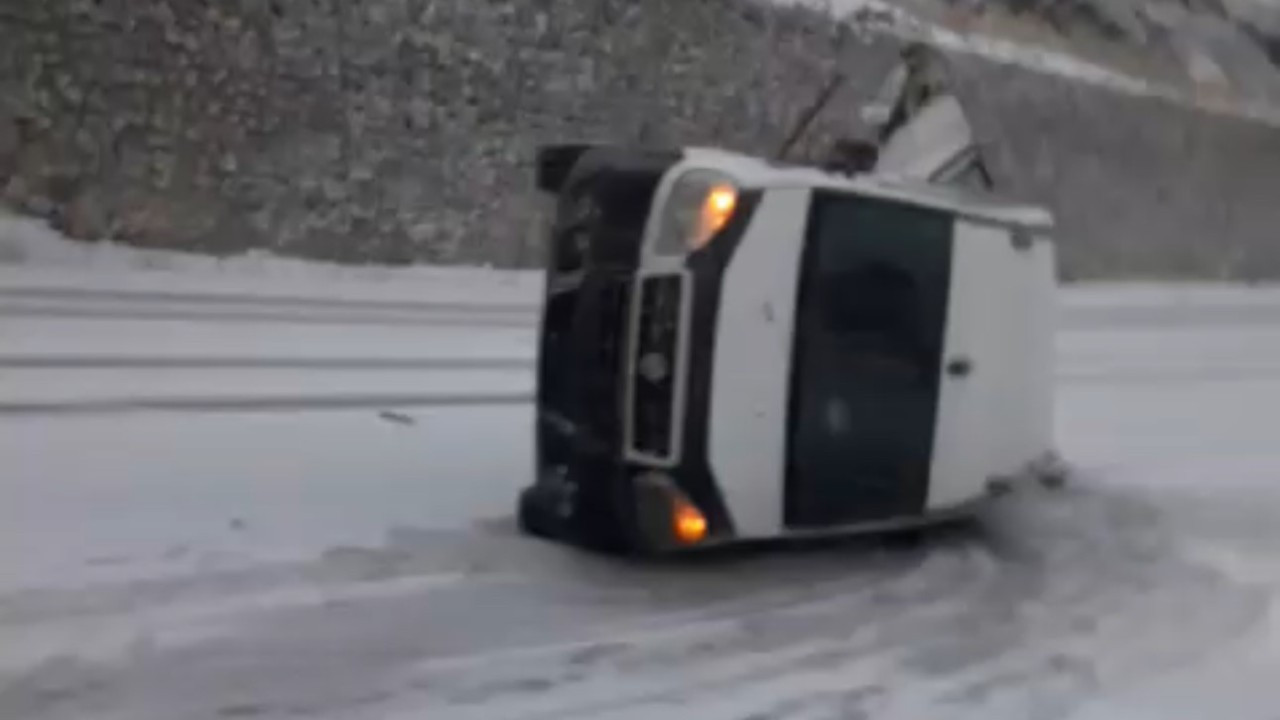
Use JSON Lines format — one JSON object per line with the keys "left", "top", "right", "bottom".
{"left": 536, "top": 144, "right": 595, "bottom": 194}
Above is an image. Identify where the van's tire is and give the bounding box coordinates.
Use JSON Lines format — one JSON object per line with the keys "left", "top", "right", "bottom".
{"left": 517, "top": 484, "right": 565, "bottom": 541}
{"left": 566, "top": 480, "right": 634, "bottom": 555}
{"left": 881, "top": 528, "right": 925, "bottom": 550}
{"left": 519, "top": 481, "right": 636, "bottom": 554}
{"left": 1039, "top": 467, "right": 1069, "bottom": 490}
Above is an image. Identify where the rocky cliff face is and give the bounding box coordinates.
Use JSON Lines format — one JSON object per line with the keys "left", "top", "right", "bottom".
{"left": 1, "top": 0, "right": 1278, "bottom": 277}
{"left": 951, "top": 55, "right": 1280, "bottom": 280}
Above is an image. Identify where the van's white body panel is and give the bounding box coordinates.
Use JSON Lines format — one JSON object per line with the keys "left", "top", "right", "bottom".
{"left": 707, "top": 189, "right": 809, "bottom": 538}
{"left": 927, "top": 221, "right": 1055, "bottom": 510}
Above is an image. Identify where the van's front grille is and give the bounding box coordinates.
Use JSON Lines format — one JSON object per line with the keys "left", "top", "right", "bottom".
{"left": 629, "top": 275, "right": 684, "bottom": 459}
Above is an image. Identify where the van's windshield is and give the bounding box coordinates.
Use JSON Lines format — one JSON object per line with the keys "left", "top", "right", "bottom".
{"left": 786, "top": 194, "right": 954, "bottom": 527}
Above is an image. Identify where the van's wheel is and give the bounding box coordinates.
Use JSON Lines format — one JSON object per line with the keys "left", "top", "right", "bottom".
{"left": 568, "top": 482, "right": 633, "bottom": 555}
{"left": 1034, "top": 452, "right": 1071, "bottom": 491}
{"left": 518, "top": 482, "right": 632, "bottom": 554}
{"left": 881, "top": 528, "right": 925, "bottom": 550}
{"left": 1040, "top": 471, "right": 1068, "bottom": 491}
{"left": 518, "top": 484, "right": 566, "bottom": 541}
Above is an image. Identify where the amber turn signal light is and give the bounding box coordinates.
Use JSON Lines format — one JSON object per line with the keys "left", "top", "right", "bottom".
{"left": 673, "top": 496, "right": 709, "bottom": 545}
{"left": 690, "top": 184, "right": 738, "bottom": 251}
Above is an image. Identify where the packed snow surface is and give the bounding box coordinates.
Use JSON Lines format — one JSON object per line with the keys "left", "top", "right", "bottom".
{"left": 3, "top": 216, "right": 1280, "bottom": 718}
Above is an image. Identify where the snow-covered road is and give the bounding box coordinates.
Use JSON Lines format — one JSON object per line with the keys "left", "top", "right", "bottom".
{"left": 3, "top": 239, "right": 1280, "bottom": 719}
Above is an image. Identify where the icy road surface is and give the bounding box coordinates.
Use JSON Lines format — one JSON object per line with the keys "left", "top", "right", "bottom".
{"left": 4, "top": 259, "right": 1280, "bottom": 716}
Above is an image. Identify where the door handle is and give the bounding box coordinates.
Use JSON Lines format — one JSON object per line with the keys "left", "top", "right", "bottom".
{"left": 946, "top": 357, "right": 973, "bottom": 377}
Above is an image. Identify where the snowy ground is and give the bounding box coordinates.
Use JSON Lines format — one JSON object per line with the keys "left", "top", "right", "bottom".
{"left": 3, "top": 222, "right": 1280, "bottom": 718}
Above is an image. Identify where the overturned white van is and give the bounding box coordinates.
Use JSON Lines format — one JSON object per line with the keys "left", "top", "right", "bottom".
{"left": 520, "top": 144, "right": 1060, "bottom": 553}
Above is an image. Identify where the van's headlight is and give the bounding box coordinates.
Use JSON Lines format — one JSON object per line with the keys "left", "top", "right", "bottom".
{"left": 652, "top": 170, "right": 739, "bottom": 255}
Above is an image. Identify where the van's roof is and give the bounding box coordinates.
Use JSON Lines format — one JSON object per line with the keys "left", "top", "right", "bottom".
{"left": 681, "top": 147, "right": 1054, "bottom": 231}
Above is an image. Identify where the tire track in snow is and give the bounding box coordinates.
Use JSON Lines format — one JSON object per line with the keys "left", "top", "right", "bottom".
{"left": 380, "top": 486, "right": 1267, "bottom": 720}
{"left": 0, "top": 303, "right": 535, "bottom": 328}
{"left": 0, "top": 285, "right": 538, "bottom": 315}
{"left": 395, "top": 532, "right": 1002, "bottom": 717}
{"left": 0, "top": 391, "right": 533, "bottom": 415}
{"left": 0, "top": 285, "right": 538, "bottom": 328}
{"left": 0, "top": 284, "right": 536, "bottom": 414}
{"left": 0, "top": 355, "right": 534, "bottom": 370}
{"left": 0, "top": 485, "right": 1266, "bottom": 720}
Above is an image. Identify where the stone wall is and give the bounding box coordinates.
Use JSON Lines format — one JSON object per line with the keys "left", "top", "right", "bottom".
{"left": 0, "top": 0, "right": 896, "bottom": 267}
{"left": 1, "top": 0, "right": 1279, "bottom": 277}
